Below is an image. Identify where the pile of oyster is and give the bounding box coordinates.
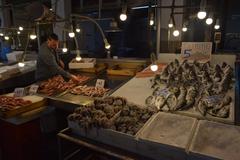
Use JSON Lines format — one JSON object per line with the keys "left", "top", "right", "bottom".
{"left": 68, "top": 97, "right": 156, "bottom": 135}
{"left": 113, "top": 104, "right": 156, "bottom": 135}
{"left": 68, "top": 97, "right": 126, "bottom": 129}
{"left": 146, "top": 59, "right": 234, "bottom": 118}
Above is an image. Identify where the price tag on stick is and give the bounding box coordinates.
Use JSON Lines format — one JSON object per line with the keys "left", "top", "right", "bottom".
{"left": 14, "top": 88, "right": 26, "bottom": 97}
{"left": 96, "top": 79, "right": 105, "bottom": 88}
{"left": 29, "top": 84, "right": 39, "bottom": 95}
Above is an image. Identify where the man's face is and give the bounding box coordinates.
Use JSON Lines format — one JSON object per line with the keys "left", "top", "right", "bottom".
{"left": 47, "top": 38, "right": 59, "bottom": 50}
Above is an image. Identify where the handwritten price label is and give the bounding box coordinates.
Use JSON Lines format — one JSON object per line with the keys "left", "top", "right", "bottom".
{"left": 29, "top": 84, "right": 39, "bottom": 95}
{"left": 96, "top": 79, "right": 105, "bottom": 88}
{"left": 14, "top": 88, "right": 25, "bottom": 97}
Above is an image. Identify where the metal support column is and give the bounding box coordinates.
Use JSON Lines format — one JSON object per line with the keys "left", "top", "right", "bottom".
{"left": 156, "top": 0, "right": 161, "bottom": 55}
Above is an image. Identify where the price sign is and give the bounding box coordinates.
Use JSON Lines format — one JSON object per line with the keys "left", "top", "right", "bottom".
{"left": 14, "top": 88, "right": 25, "bottom": 97}
{"left": 96, "top": 79, "right": 105, "bottom": 88}
{"left": 181, "top": 42, "right": 212, "bottom": 62}
{"left": 29, "top": 84, "right": 39, "bottom": 95}
{"left": 159, "top": 88, "right": 171, "bottom": 98}
{"left": 204, "top": 95, "right": 224, "bottom": 105}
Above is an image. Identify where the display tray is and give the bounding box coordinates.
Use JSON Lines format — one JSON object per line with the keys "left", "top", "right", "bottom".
{"left": 135, "top": 63, "right": 167, "bottom": 78}
{"left": 188, "top": 120, "right": 240, "bottom": 160}
{"left": 172, "top": 87, "right": 235, "bottom": 125}
{"left": 69, "top": 58, "right": 96, "bottom": 69}
{"left": 35, "top": 75, "right": 95, "bottom": 98}
{"left": 110, "top": 77, "right": 154, "bottom": 108}
{"left": 0, "top": 94, "right": 47, "bottom": 118}
{"left": 70, "top": 63, "right": 107, "bottom": 73}
{"left": 68, "top": 112, "right": 156, "bottom": 154}
{"left": 107, "top": 64, "right": 143, "bottom": 76}
{"left": 137, "top": 112, "right": 198, "bottom": 160}
{"left": 54, "top": 93, "right": 94, "bottom": 106}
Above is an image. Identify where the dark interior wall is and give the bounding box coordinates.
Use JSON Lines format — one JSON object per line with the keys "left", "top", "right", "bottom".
{"left": 222, "top": 0, "right": 240, "bottom": 52}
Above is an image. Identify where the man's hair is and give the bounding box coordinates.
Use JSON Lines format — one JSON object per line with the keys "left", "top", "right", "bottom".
{"left": 48, "top": 33, "right": 59, "bottom": 41}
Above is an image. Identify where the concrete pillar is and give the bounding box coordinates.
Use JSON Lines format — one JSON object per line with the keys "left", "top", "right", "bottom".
{"left": 0, "top": 0, "right": 12, "bottom": 27}
{"left": 51, "top": 0, "right": 71, "bottom": 41}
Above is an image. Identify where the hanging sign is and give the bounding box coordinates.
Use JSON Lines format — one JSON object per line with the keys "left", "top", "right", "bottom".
{"left": 181, "top": 42, "right": 212, "bottom": 62}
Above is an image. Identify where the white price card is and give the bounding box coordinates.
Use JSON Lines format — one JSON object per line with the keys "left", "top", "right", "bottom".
{"left": 181, "top": 42, "right": 212, "bottom": 62}
{"left": 14, "top": 88, "right": 25, "bottom": 97}
{"left": 29, "top": 84, "right": 39, "bottom": 95}
{"left": 96, "top": 79, "right": 105, "bottom": 88}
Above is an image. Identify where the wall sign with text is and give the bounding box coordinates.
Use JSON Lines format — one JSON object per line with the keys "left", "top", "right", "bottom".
{"left": 181, "top": 42, "right": 212, "bottom": 62}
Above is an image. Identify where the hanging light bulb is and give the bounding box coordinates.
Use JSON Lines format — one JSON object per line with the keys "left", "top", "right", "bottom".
{"left": 75, "top": 24, "right": 81, "bottom": 33}
{"left": 182, "top": 22, "right": 188, "bottom": 32}
{"left": 0, "top": 33, "right": 4, "bottom": 36}
{"left": 197, "top": 11, "right": 207, "bottom": 19}
{"left": 173, "top": 29, "right": 180, "bottom": 37}
{"left": 103, "top": 38, "right": 111, "bottom": 49}
{"left": 214, "top": 19, "right": 220, "bottom": 30}
{"left": 30, "top": 34, "right": 37, "bottom": 40}
{"left": 182, "top": 27, "right": 187, "bottom": 32}
{"left": 19, "top": 26, "right": 24, "bottom": 31}
{"left": 17, "top": 31, "right": 21, "bottom": 34}
{"left": 4, "top": 36, "right": 9, "bottom": 40}
{"left": 205, "top": 13, "right": 213, "bottom": 25}
{"left": 168, "top": 17, "right": 174, "bottom": 28}
{"left": 62, "top": 42, "right": 68, "bottom": 53}
{"left": 120, "top": 13, "right": 127, "bottom": 21}
{"left": 75, "top": 50, "right": 82, "bottom": 61}
{"left": 18, "top": 62, "right": 25, "bottom": 67}
{"left": 68, "top": 32, "right": 75, "bottom": 38}
{"left": 197, "top": 0, "right": 207, "bottom": 19}
{"left": 206, "top": 17, "right": 213, "bottom": 25}
{"left": 149, "top": 12, "right": 154, "bottom": 26}
{"left": 120, "top": 3, "right": 127, "bottom": 21}
{"left": 150, "top": 64, "right": 158, "bottom": 72}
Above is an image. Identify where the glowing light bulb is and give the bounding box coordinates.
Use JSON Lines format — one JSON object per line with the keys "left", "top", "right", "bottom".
{"left": 62, "top": 48, "right": 68, "bottom": 53}
{"left": 4, "top": 36, "right": 9, "bottom": 40}
{"left": 30, "top": 34, "right": 37, "bottom": 40}
{"left": 76, "top": 28, "right": 80, "bottom": 33}
{"left": 150, "top": 64, "right": 158, "bottom": 72}
{"left": 68, "top": 32, "right": 75, "bottom": 38}
{"left": 0, "top": 33, "right": 4, "bottom": 36}
{"left": 182, "top": 27, "right": 187, "bottom": 32}
{"left": 206, "top": 18, "right": 213, "bottom": 25}
{"left": 197, "top": 11, "right": 207, "bottom": 19}
{"left": 150, "top": 20, "right": 154, "bottom": 26}
{"left": 19, "top": 26, "right": 24, "bottom": 31}
{"left": 120, "top": 13, "right": 127, "bottom": 21}
{"left": 17, "top": 31, "right": 21, "bottom": 34}
{"left": 75, "top": 56, "right": 82, "bottom": 61}
{"left": 168, "top": 23, "right": 173, "bottom": 28}
{"left": 214, "top": 25, "right": 220, "bottom": 30}
{"left": 173, "top": 30, "right": 180, "bottom": 37}
{"left": 18, "top": 62, "right": 25, "bottom": 67}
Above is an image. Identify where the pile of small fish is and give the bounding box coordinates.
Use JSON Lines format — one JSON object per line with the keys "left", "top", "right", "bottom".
{"left": 68, "top": 97, "right": 156, "bottom": 135}
{"left": 146, "top": 59, "right": 234, "bottom": 118}
{"left": 70, "top": 85, "right": 109, "bottom": 97}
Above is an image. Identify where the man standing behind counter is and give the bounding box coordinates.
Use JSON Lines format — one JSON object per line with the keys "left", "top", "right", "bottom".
{"left": 35, "top": 33, "right": 78, "bottom": 81}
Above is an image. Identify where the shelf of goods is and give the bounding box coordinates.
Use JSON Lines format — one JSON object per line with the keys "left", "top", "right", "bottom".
{"left": 0, "top": 93, "right": 46, "bottom": 118}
